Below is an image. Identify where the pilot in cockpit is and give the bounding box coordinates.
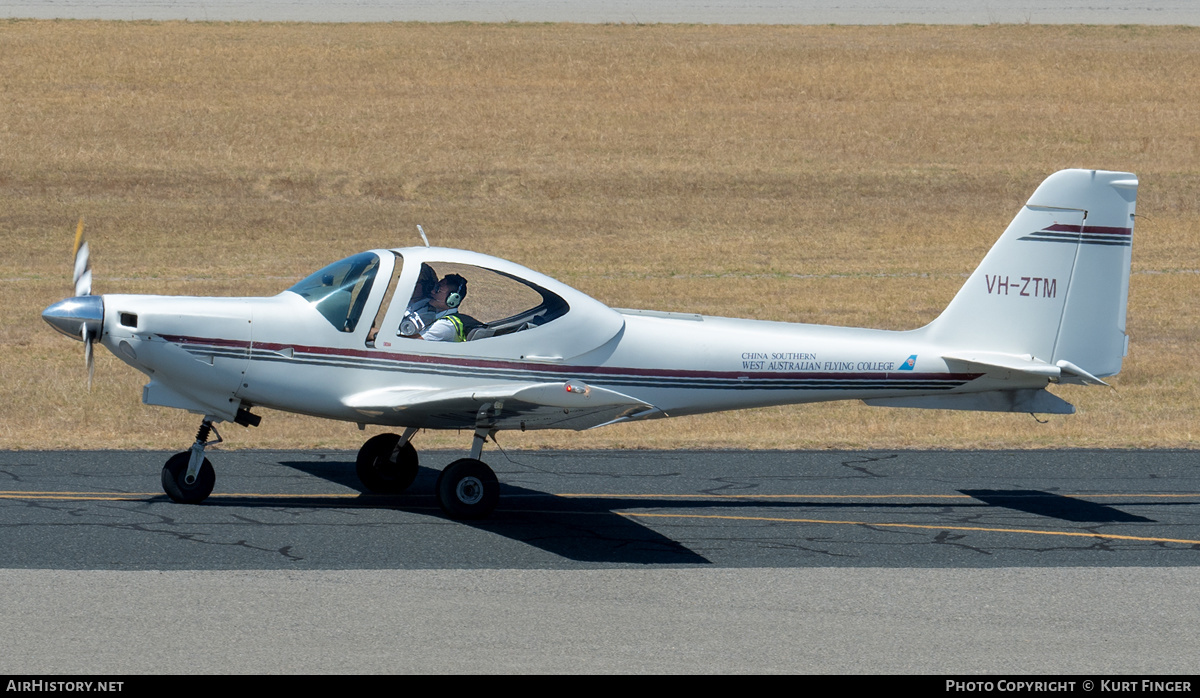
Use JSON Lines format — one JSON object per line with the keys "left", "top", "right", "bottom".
{"left": 409, "top": 263, "right": 438, "bottom": 305}
{"left": 399, "top": 270, "right": 468, "bottom": 342}
{"left": 397, "top": 264, "right": 438, "bottom": 332}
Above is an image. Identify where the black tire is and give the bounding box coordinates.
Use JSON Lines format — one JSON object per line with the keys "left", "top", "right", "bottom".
{"left": 435, "top": 458, "right": 499, "bottom": 520}
{"left": 356, "top": 433, "right": 419, "bottom": 494}
{"left": 161, "top": 451, "right": 215, "bottom": 504}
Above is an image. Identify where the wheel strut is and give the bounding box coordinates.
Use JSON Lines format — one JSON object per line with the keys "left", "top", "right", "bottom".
{"left": 470, "top": 402, "right": 500, "bottom": 461}
{"left": 394, "top": 426, "right": 419, "bottom": 459}
{"left": 163, "top": 416, "right": 221, "bottom": 504}
{"left": 470, "top": 425, "right": 493, "bottom": 461}
{"left": 185, "top": 419, "right": 222, "bottom": 486}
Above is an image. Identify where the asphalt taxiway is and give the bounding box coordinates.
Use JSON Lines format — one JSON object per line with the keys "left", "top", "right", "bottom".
{"left": 3, "top": 449, "right": 1198, "bottom": 569}
{"left": 2, "top": 449, "right": 1197, "bottom": 672}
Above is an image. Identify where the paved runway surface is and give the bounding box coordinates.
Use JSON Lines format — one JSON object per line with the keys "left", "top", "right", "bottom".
{"left": 5, "top": 0, "right": 1199, "bottom": 24}
{"left": 2, "top": 449, "right": 1197, "bottom": 672}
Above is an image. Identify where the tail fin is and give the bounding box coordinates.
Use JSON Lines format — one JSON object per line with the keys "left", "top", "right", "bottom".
{"left": 924, "top": 169, "right": 1137, "bottom": 379}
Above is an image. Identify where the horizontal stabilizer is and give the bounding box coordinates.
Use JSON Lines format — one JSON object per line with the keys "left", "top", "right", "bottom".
{"left": 864, "top": 388, "right": 1075, "bottom": 414}
{"left": 942, "top": 352, "right": 1060, "bottom": 379}
{"left": 1055, "top": 359, "right": 1110, "bottom": 386}
{"left": 940, "top": 353, "right": 1109, "bottom": 387}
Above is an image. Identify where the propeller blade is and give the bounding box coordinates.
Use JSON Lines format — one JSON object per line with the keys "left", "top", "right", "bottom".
{"left": 72, "top": 217, "right": 91, "bottom": 297}
{"left": 59, "top": 217, "right": 98, "bottom": 390}
{"left": 84, "top": 326, "right": 95, "bottom": 391}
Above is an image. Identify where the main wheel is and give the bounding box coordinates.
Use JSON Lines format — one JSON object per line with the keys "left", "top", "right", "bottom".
{"left": 435, "top": 458, "right": 499, "bottom": 520}
{"left": 161, "top": 451, "right": 215, "bottom": 504}
{"left": 356, "top": 433, "right": 419, "bottom": 494}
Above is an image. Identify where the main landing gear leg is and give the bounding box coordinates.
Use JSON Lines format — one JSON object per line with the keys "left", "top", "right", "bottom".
{"left": 435, "top": 407, "right": 500, "bottom": 520}
{"left": 356, "top": 427, "right": 420, "bottom": 494}
{"left": 161, "top": 418, "right": 220, "bottom": 504}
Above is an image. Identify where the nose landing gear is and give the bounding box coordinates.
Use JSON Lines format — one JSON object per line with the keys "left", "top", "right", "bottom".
{"left": 161, "top": 419, "right": 220, "bottom": 504}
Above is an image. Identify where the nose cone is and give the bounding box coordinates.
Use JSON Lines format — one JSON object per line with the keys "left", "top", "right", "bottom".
{"left": 43, "top": 295, "right": 104, "bottom": 341}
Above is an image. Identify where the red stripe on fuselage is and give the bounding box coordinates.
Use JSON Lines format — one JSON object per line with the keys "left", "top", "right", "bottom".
{"left": 157, "top": 334, "right": 982, "bottom": 383}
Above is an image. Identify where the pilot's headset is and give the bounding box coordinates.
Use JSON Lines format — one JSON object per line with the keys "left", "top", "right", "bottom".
{"left": 442, "top": 274, "right": 467, "bottom": 309}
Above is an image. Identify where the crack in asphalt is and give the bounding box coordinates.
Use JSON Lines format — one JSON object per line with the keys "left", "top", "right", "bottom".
{"left": 0, "top": 468, "right": 31, "bottom": 482}
{"left": 3, "top": 499, "right": 311, "bottom": 562}
{"left": 840, "top": 454, "right": 897, "bottom": 478}
{"left": 693, "top": 477, "right": 766, "bottom": 495}
{"left": 741, "top": 535, "right": 857, "bottom": 558}
{"left": 932, "top": 530, "right": 993, "bottom": 555}
{"left": 118, "top": 521, "right": 308, "bottom": 562}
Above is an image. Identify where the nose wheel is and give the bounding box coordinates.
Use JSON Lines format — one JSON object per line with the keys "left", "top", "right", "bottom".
{"left": 162, "top": 451, "right": 215, "bottom": 503}
{"left": 161, "top": 419, "right": 220, "bottom": 504}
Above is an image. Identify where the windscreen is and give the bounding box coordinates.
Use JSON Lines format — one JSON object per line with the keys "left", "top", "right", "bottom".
{"left": 288, "top": 252, "right": 380, "bottom": 332}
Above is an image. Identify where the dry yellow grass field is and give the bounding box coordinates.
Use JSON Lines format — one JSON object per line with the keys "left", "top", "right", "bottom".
{"left": 2, "top": 21, "right": 1197, "bottom": 451}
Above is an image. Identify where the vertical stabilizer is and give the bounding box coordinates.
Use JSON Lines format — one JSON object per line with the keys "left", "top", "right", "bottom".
{"left": 924, "top": 169, "right": 1136, "bottom": 377}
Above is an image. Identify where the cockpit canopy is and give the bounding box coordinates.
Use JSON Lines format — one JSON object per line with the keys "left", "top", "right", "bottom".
{"left": 285, "top": 247, "right": 625, "bottom": 360}
{"left": 288, "top": 249, "right": 577, "bottom": 343}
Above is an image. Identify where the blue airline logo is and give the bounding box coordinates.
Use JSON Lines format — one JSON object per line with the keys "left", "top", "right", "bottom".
{"left": 899, "top": 354, "right": 917, "bottom": 371}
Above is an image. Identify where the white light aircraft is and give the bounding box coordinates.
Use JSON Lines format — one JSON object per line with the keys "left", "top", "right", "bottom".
{"left": 43, "top": 169, "right": 1137, "bottom": 519}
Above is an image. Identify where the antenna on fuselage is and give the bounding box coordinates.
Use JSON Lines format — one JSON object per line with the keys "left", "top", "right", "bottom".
{"left": 417, "top": 225, "right": 430, "bottom": 248}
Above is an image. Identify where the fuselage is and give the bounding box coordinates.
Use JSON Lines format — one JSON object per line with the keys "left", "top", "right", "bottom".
{"left": 94, "top": 279, "right": 1032, "bottom": 429}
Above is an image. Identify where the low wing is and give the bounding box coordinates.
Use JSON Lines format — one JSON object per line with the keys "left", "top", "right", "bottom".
{"left": 343, "top": 381, "right": 660, "bottom": 431}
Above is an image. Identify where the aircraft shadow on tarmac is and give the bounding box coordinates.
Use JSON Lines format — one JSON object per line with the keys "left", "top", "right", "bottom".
{"left": 273, "top": 460, "right": 711, "bottom": 565}
{"left": 959, "top": 489, "right": 1155, "bottom": 523}
{"left": 195, "top": 463, "right": 1158, "bottom": 564}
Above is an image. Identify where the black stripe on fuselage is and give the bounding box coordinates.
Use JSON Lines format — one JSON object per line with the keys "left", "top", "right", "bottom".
{"left": 160, "top": 334, "right": 981, "bottom": 392}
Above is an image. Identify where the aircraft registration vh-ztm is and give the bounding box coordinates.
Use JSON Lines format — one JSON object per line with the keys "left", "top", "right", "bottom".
{"left": 43, "top": 169, "right": 1137, "bottom": 519}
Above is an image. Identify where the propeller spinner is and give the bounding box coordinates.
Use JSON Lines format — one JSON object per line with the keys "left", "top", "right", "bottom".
{"left": 42, "top": 218, "right": 103, "bottom": 388}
